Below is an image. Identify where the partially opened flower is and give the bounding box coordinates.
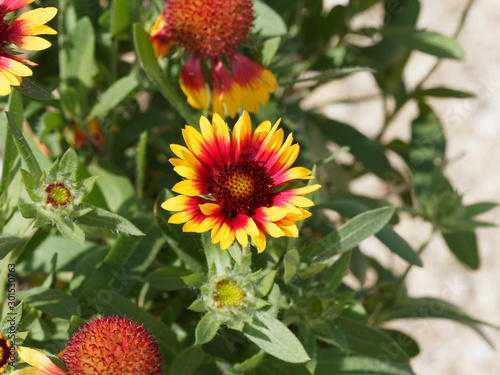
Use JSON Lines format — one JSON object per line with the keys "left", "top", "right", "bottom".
{"left": 162, "top": 111, "right": 321, "bottom": 253}
{"left": 10, "top": 346, "right": 65, "bottom": 375}
{"left": 149, "top": 0, "right": 277, "bottom": 118}
{"left": 61, "top": 316, "right": 162, "bottom": 374}
{"left": 0, "top": 0, "right": 57, "bottom": 95}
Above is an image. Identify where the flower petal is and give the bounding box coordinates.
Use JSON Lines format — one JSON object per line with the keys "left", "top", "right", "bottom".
{"left": 210, "top": 59, "right": 242, "bottom": 118}
{"left": 179, "top": 54, "right": 208, "bottom": 111}
{"left": 15, "top": 347, "right": 66, "bottom": 375}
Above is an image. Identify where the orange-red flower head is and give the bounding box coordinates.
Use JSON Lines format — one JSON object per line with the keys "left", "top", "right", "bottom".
{"left": 61, "top": 316, "right": 162, "bottom": 375}
{"left": 0, "top": 334, "right": 12, "bottom": 373}
{"left": 162, "top": 111, "right": 321, "bottom": 253}
{"left": 0, "top": 0, "right": 57, "bottom": 95}
{"left": 150, "top": 0, "right": 277, "bottom": 118}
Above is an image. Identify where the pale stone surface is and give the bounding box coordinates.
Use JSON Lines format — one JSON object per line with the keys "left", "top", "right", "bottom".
{"left": 315, "top": 1, "right": 500, "bottom": 374}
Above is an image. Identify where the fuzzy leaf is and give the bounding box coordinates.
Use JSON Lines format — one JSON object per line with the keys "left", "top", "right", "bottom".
{"left": 195, "top": 312, "right": 222, "bottom": 345}
{"left": 243, "top": 311, "right": 310, "bottom": 363}
{"left": 75, "top": 206, "right": 144, "bottom": 236}
{"left": 146, "top": 266, "right": 192, "bottom": 291}
{"left": 0, "top": 235, "right": 22, "bottom": 260}
{"left": 17, "top": 287, "right": 81, "bottom": 320}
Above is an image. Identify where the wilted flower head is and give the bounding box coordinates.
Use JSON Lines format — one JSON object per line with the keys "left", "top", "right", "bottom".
{"left": 150, "top": 0, "right": 277, "bottom": 118}
{"left": 162, "top": 111, "right": 321, "bottom": 253}
{"left": 61, "top": 316, "right": 162, "bottom": 375}
{"left": 0, "top": 0, "right": 57, "bottom": 95}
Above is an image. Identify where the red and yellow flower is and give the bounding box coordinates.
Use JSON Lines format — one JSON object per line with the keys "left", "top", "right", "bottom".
{"left": 162, "top": 111, "right": 321, "bottom": 253}
{"left": 0, "top": 0, "right": 57, "bottom": 95}
{"left": 150, "top": 0, "right": 277, "bottom": 118}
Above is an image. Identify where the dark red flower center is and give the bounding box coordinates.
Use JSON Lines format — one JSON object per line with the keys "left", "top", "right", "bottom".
{"left": 212, "top": 159, "right": 274, "bottom": 217}
{"left": 45, "top": 183, "right": 71, "bottom": 208}
{"left": 0, "top": 335, "right": 11, "bottom": 369}
{"left": 159, "top": 0, "right": 254, "bottom": 58}
{"left": 0, "top": 17, "right": 10, "bottom": 50}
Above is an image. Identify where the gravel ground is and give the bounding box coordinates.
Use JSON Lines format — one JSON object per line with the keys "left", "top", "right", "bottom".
{"left": 315, "top": 1, "right": 500, "bottom": 373}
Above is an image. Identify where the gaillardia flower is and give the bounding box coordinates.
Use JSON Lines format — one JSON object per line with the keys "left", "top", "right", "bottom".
{"left": 11, "top": 346, "right": 65, "bottom": 375}
{"left": 150, "top": 0, "right": 277, "bottom": 118}
{"left": 61, "top": 316, "right": 162, "bottom": 375}
{"left": 0, "top": 0, "right": 57, "bottom": 95}
{"left": 162, "top": 111, "right": 321, "bottom": 253}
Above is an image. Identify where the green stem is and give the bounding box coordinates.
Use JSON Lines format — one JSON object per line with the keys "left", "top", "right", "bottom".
{"left": 393, "top": 228, "right": 436, "bottom": 298}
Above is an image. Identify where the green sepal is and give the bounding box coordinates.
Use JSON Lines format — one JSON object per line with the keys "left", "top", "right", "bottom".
{"left": 66, "top": 205, "right": 94, "bottom": 218}
{"left": 54, "top": 217, "right": 85, "bottom": 244}
{"left": 182, "top": 273, "right": 208, "bottom": 289}
{"left": 18, "top": 202, "right": 40, "bottom": 219}
{"left": 68, "top": 315, "right": 88, "bottom": 337}
{"left": 226, "top": 318, "right": 244, "bottom": 332}
{"left": 188, "top": 299, "right": 207, "bottom": 313}
{"left": 251, "top": 298, "right": 270, "bottom": 310}
{"left": 195, "top": 311, "right": 222, "bottom": 345}
{"left": 20, "top": 168, "right": 42, "bottom": 202}
{"left": 255, "top": 270, "right": 276, "bottom": 297}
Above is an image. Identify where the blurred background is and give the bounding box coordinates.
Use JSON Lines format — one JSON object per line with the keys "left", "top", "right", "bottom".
{"left": 316, "top": 0, "right": 500, "bottom": 373}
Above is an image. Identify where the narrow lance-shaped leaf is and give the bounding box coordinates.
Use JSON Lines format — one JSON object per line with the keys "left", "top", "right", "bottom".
{"left": 6, "top": 113, "right": 42, "bottom": 181}
{"left": 136, "top": 131, "right": 148, "bottom": 201}
{"left": 312, "top": 206, "right": 395, "bottom": 263}
{"left": 0, "top": 235, "right": 22, "bottom": 260}
{"left": 75, "top": 206, "right": 144, "bottom": 236}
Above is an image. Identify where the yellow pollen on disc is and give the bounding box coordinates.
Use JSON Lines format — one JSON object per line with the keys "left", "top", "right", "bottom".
{"left": 214, "top": 279, "right": 245, "bottom": 308}
{"left": 226, "top": 173, "right": 254, "bottom": 200}
{"left": 46, "top": 183, "right": 71, "bottom": 207}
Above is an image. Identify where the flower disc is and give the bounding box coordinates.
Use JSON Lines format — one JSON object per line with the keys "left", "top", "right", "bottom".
{"left": 62, "top": 316, "right": 162, "bottom": 375}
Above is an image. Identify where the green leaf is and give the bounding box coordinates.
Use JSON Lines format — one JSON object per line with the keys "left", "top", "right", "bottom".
{"left": 312, "top": 321, "right": 348, "bottom": 351}
{"left": 202, "top": 232, "right": 232, "bottom": 275}
{"left": 414, "top": 87, "right": 474, "bottom": 99}
{"left": 87, "top": 73, "right": 139, "bottom": 121}
{"left": 463, "top": 202, "right": 497, "bottom": 218}
{"left": 169, "top": 346, "right": 204, "bottom": 375}
{"left": 60, "top": 16, "right": 95, "bottom": 122}
{"left": 284, "top": 249, "right": 300, "bottom": 283}
{"left": 382, "top": 329, "right": 420, "bottom": 358}
{"left": 227, "top": 241, "right": 243, "bottom": 267}
{"left": 155, "top": 190, "right": 205, "bottom": 273}
{"left": 54, "top": 217, "right": 85, "bottom": 244}
{"left": 281, "top": 67, "right": 374, "bottom": 86}
{"left": 336, "top": 317, "right": 410, "bottom": 363}
{"left": 261, "top": 36, "right": 281, "bottom": 66}
{"left": 322, "top": 251, "right": 352, "bottom": 290}
{"left": 0, "top": 302, "right": 23, "bottom": 334}
{"left": 255, "top": 270, "right": 276, "bottom": 297}
{"left": 136, "top": 131, "right": 148, "bottom": 201}
{"left": 6, "top": 112, "right": 42, "bottom": 181}
{"left": 313, "top": 207, "right": 395, "bottom": 263}
{"left": 315, "top": 348, "right": 416, "bottom": 375}
{"left": 0, "top": 235, "right": 22, "bottom": 260}
{"left": 195, "top": 311, "right": 222, "bottom": 345}
{"left": 384, "top": 27, "right": 465, "bottom": 60}
{"left": 442, "top": 230, "right": 479, "bottom": 269}
{"left": 252, "top": 1, "right": 287, "bottom": 37}
{"left": 15, "top": 78, "right": 54, "bottom": 100}
{"left": 87, "top": 290, "right": 179, "bottom": 363}
{"left": 58, "top": 148, "right": 78, "bottom": 178}
{"left": 234, "top": 350, "right": 266, "bottom": 371}
{"left": 376, "top": 297, "right": 498, "bottom": 345}
{"left": 146, "top": 266, "right": 192, "bottom": 291}
{"left": 17, "top": 287, "right": 81, "bottom": 320}
{"left": 314, "top": 116, "right": 400, "bottom": 182}
{"left": 188, "top": 299, "right": 206, "bottom": 313}
{"left": 243, "top": 311, "right": 310, "bottom": 363}
{"left": 76, "top": 206, "right": 144, "bottom": 236}
{"left": 182, "top": 273, "right": 207, "bottom": 289}
{"left": 111, "top": 0, "right": 131, "bottom": 38}
{"left": 87, "top": 163, "right": 136, "bottom": 213}
{"left": 132, "top": 23, "right": 198, "bottom": 125}
{"left": 68, "top": 315, "right": 87, "bottom": 337}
